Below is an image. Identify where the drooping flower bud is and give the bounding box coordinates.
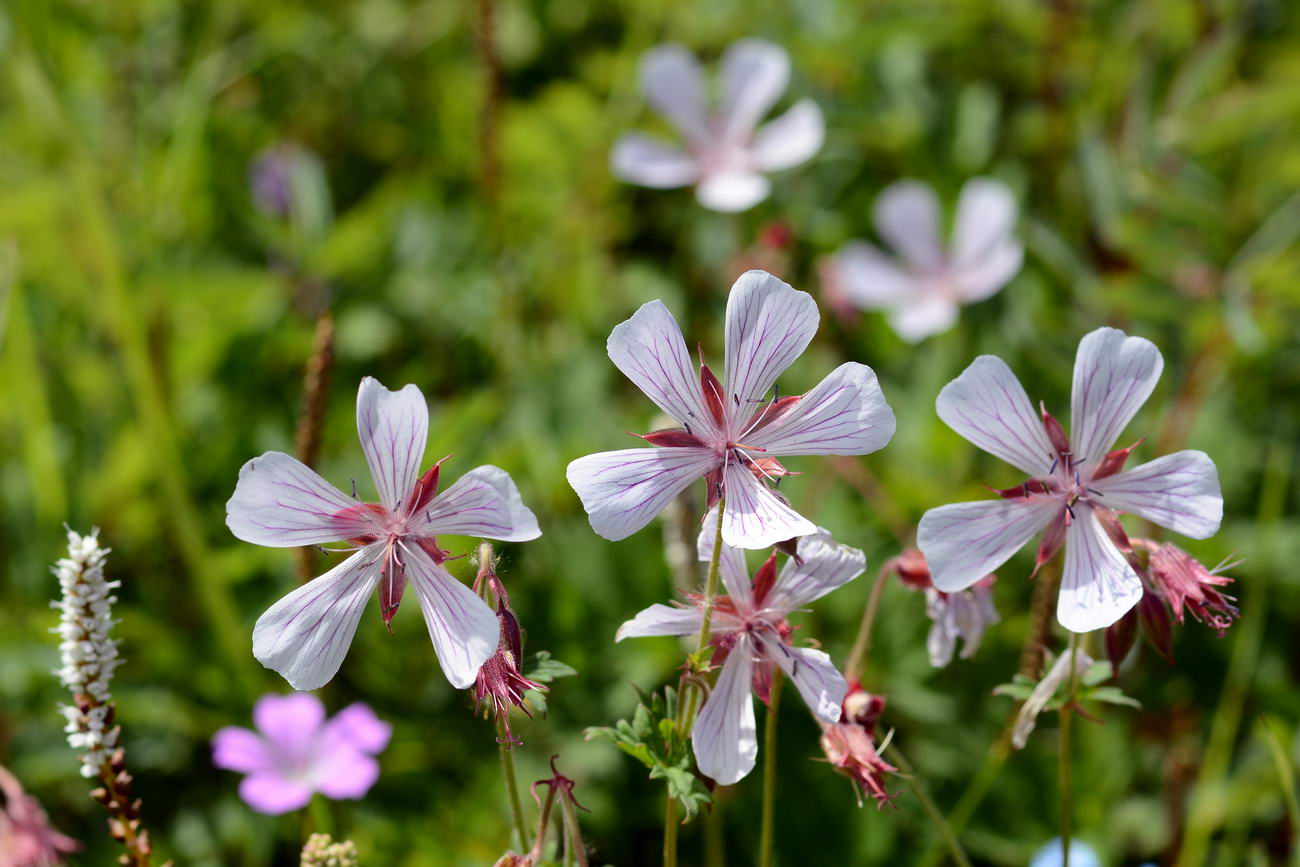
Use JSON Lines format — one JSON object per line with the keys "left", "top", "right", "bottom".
{"left": 472, "top": 546, "right": 546, "bottom": 747}
{"left": 818, "top": 686, "right": 897, "bottom": 809}
{"left": 1104, "top": 606, "right": 1138, "bottom": 672}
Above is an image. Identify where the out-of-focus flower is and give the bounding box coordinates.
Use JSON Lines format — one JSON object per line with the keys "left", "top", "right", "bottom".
{"left": 213, "top": 693, "right": 391, "bottom": 815}
{"left": 226, "top": 377, "right": 541, "bottom": 690}
{"left": 472, "top": 550, "right": 546, "bottom": 747}
{"left": 1135, "top": 539, "right": 1238, "bottom": 633}
{"left": 0, "top": 764, "right": 80, "bottom": 866}
{"left": 1028, "top": 837, "right": 1103, "bottom": 867}
{"left": 250, "top": 143, "right": 325, "bottom": 220}
{"left": 818, "top": 686, "right": 897, "bottom": 809}
{"left": 1011, "top": 649, "right": 1094, "bottom": 749}
{"left": 885, "top": 549, "right": 999, "bottom": 667}
{"left": 617, "top": 510, "right": 865, "bottom": 783}
{"left": 611, "top": 40, "right": 824, "bottom": 212}
{"left": 300, "top": 833, "right": 360, "bottom": 867}
{"left": 918, "top": 328, "right": 1223, "bottom": 633}
{"left": 567, "top": 270, "right": 895, "bottom": 550}
{"left": 826, "top": 178, "right": 1023, "bottom": 341}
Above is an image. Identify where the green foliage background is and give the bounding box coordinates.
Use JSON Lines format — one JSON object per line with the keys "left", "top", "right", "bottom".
{"left": 1, "top": 0, "right": 1298, "bottom": 864}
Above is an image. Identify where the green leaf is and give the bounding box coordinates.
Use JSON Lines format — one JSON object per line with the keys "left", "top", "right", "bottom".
{"left": 522, "top": 650, "right": 578, "bottom": 683}
{"left": 1083, "top": 686, "right": 1143, "bottom": 709}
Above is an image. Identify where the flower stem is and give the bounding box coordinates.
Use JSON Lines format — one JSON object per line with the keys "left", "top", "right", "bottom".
{"left": 886, "top": 744, "right": 973, "bottom": 867}
{"left": 693, "top": 499, "right": 728, "bottom": 655}
{"left": 843, "top": 561, "right": 892, "bottom": 683}
{"left": 497, "top": 718, "right": 529, "bottom": 851}
{"left": 1060, "top": 632, "right": 1080, "bottom": 867}
{"left": 759, "top": 671, "right": 785, "bottom": 867}
{"left": 663, "top": 794, "right": 679, "bottom": 867}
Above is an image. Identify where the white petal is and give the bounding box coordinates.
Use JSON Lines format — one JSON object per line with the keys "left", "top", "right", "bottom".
{"left": 1057, "top": 506, "right": 1142, "bottom": 632}
{"left": 252, "top": 551, "right": 380, "bottom": 690}
{"left": 641, "top": 44, "right": 708, "bottom": 142}
{"left": 765, "top": 528, "right": 866, "bottom": 614}
{"left": 873, "top": 179, "right": 944, "bottom": 270}
{"left": 721, "top": 462, "right": 816, "bottom": 550}
{"left": 696, "top": 171, "right": 771, "bottom": 212}
{"left": 566, "top": 448, "right": 716, "bottom": 541}
{"left": 887, "top": 292, "right": 960, "bottom": 342}
{"left": 719, "top": 39, "right": 790, "bottom": 140}
{"left": 749, "top": 100, "right": 824, "bottom": 171}
{"left": 723, "top": 270, "right": 819, "bottom": 421}
{"left": 831, "top": 241, "right": 923, "bottom": 309}
{"left": 951, "top": 177, "right": 1018, "bottom": 269}
{"left": 698, "top": 505, "right": 753, "bottom": 605}
{"left": 926, "top": 615, "right": 958, "bottom": 668}
{"left": 423, "top": 465, "right": 541, "bottom": 542}
{"left": 1089, "top": 450, "right": 1222, "bottom": 539}
{"left": 615, "top": 604, "right": 704, "bottom": 642}
{"left": 607, "top": 300, "right": 716, "bottom": 435}
{"left": 692, "top": 643, "right": 758, "bottom": 785}
{"left": 748, "top": 362, "right": 896, "bottom": 457}
{"left": 226, "top": 451, "right": 375, "bottom": 547}
{"left": 610, "top": 134, "right": 700, "bottom": 188}
{"left": 918, "top": 498, "right": 1060, "bottom": 592}
{"left": 951, "top": 239, "right": 1022, "bottom": 303}
{"left": 936, "top": 355, "right": 1056, "bottom": 477}
{"left": 356, "top": 377, "right": 429, "bottom": 512}
{"left": 764, "top": 640, "right": 845, "bottom": 724}
{"left": 404, "top": 545, "right": 499, "bottom": 689}
{"left": 1070, "top": 328, "right": 1163, "bottom": 475}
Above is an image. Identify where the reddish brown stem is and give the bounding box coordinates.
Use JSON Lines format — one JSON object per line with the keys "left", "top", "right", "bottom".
{"left": 295, "top": 310, "right": 335, "bottom": 584}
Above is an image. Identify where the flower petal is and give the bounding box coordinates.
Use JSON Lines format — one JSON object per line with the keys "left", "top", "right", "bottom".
{"left": 951, "top": 177, "right": 1018, "bottom": 269}
{"left": 615, "top": 604, "right": 704, "bottom": 641}
{"left": 748, "top": 362, "right": 896, "bottom": 457}
{"left": 1070, "top": 328, "right": 1163, "bottom": 475}
{"left": 607, "top": 300, "right": 716, "bottom": 434}
{"left": 226, "top": 451, "right": 375, "bottom": 547}
{"left": 936, "top": 355, "right": 1056, "bottom": 477}
{"left": 764, "top": 640, "right": 845, "bottom": 724}
{"left": 404, "top": 545, "right": 499, "bottom": 689}
{"left": 567, "top": 447, "right": 716, "bottom": 541}
{"left": 238, "top": 774, "right": 314, "bottom": 815}
{"left": 253, "top": 692, "right": 326, "bottom": 752}
{"left": 719, "top": 39, "right": 790, "bottom": 140}
{"left": 951, "top": 239, "right": 1022, "bottom": 302}
{"left": 422, "top": 465, "right": 541, "bottom": 542}
{"left": 723, "top": 270, "right": 819, "bottom": 421}
{"left": 692, "top": 642, "right": 758, "bottom": 785}
{"left": 356, "top": 377, "right": 429, "bottom": 512}
{"left": 887, "top": 292, "right": 961, "bottom": 342}
{"left": 698, "top": 505, "right": 753, "bottom": 604}
{"left": 749, "top": 100, "right": 824, "bottom": 171}
{"left": 764, "top": 528, "right": 866, "bottom": 613}
{"left": 610, "top": 134, "right": 700, "bottom": 188}
{"left": 313, "top": 748, "right": 381, "bottom": 801}
{"left": 1057, "top": 506, "right": 1142, "bottom": 632}
{"left": 831, "top": 241, "right": 922, "bottom": 309}
{"left": 873, "top": 179, "right": 944, "bottom": 270}
{"left": 324, "top": 703, "right": 392, "bottom": 755}
{"left": 641, "top": 44, "right": 708, "bottom": 142}
{"left": 211, "top": 727, "right": 273, "bottom": 774}
{"left": 1089, "top": 450, "right": 1222, "bottom": 539}
{"left": 252, "top": 551, "right": 381, "bottom": 691}
{"left": 696, "top": 171, "right": 771, "bottom": 212}
{"left": 721, "top": 462, "right": 816, "bottom": 550}
{"left": 918, "top": 498, "right": 1060, "bottom": 592}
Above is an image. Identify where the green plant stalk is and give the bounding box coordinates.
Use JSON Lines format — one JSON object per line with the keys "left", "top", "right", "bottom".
{"left": 759, "top": 671, "right": 785, "bottom": 867}
{"left": 1259, "top": 717, "right": 1300, "bottom": 866}
{"left": 887, "top": 745, "right": 973, "bottom": 867}
{"left": 497, "top": 718, "right": 529, "bottom": 852}
{"left": 663, "top": 793, "right": 679, "bottom": 867}
{"left": 1060, "top": 632, "right": 1080, "bottom": 867}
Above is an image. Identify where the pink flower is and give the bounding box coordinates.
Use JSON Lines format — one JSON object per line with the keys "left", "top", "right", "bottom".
{"left": 616, "top": 508, "right": 865, "bottom": 784}
{"left": 0, "top": 764, "right": 80, "bottom": 865}
{"left": 226, "top": 377, "right": 541, "bottom": 690}
{"left": 566, "top": 270, "right": 895, "bottom": 550}
{"left": 918, "top": 328, "right": 1223, "bottom": 632}
{"left": 472, "top": 563, "right": 545, "bottom": 746}
{"left": 611, "top": 40, "right": 824, "bottom": 212}
{"left": 1135, "top": 539, "right": 1238, "bottom": 634}
{"left": 212, "top": 693, "right": 391, "bottom": 815}
{"left": 827, "top": 178, "right": 1023, "bottom": 341}
{"left": 818, "top": 686, "right": 897, "bottom": 809}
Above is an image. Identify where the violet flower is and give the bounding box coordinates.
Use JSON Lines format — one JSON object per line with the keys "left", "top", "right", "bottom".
{"left": 213, "top": 693, "right": 391, "bottom": 815}
{"left": 611, "top": 40, "right": 824, "bottom": 212}
{"left": 226, "top": 377, "right": 541, "bottom": 690}
{"left": 827, "top": 178, "right": 1023, "bottom": 341}
{"left": 917, "top": 328, "right": 1223, "bottom": 632}
{"left": 616, "top": 508, "right": 865, "bottom": 784}
{"left": 566, "top": 270, "right": 895, "bottom": 550}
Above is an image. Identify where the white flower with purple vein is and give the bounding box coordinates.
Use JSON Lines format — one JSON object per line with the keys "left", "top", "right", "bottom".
{"left": 917, "top": 328, "right": 1222, "bottom": 632}
{"left": 565, "top": 269, "right": 895, "bottom": 550}
{"left": 226, "top": 377, "right": 541, "bottom": 691}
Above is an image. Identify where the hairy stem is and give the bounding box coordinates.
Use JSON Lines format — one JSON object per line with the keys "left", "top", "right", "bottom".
{"left": 1060, "top": 632, "right": 1080, "bottom": 867}
{"left": 843, "top": 562, "right": 892, "bottom": 683}
{"left": 295, "top": 309, "right": 335, "bottom": 584}
{"left": 759, "top": 671, "right": 785, "bottom": 867}
{"left": 663, "top": 794, "right": 679, "bottom": 867}
{"left": 497, "top": 718, "right": 529, "bottom": 851}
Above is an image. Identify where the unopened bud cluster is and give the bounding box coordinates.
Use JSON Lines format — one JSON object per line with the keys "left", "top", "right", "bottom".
{"left": 51, "top": 528, "right": 122, "bottom": 777}
{"left": 301, "top": 833, "right": 360, "bottom": 867}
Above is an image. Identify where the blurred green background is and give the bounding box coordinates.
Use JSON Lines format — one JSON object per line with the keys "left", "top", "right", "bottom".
{"left": 2, "top": 0, "right": 1299, "bottom": 864}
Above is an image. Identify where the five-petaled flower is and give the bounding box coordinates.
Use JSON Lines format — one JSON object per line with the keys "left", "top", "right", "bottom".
{"left": 226, "top": 377, "right": 541, "bottom": 690}
{"left": 827, "top": 177, "right": 1023, "bottom": 341}
{"left": 616, "top": 507, "right": 865, "bottom": 784}
{"left": 611, "top": 39, "right": 824, "bottom": 212}
{"left": 212, "top": 693, "right": 391, "bottom": 815}
{"left": 566, "top": 269, "right": 895, "bottom": 550}
{"left": 917, "top": 328, "right": 1223, "bottom": 632}
{"left": 886, "top": 549, "right": 1000, "bottom": 667}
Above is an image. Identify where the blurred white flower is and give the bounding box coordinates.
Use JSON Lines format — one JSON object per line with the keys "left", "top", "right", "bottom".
{"left": 611, "top": 39, "right": 824, "bottom": 212}
{"left": 924, "top": 578, "right": 1000, "bottom": 668}
{"left": 1011, "top": 648, "right": 1094, "bottom": 750}
{"left": 827, "top": 177, "right": 1023, "bottom": 341}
